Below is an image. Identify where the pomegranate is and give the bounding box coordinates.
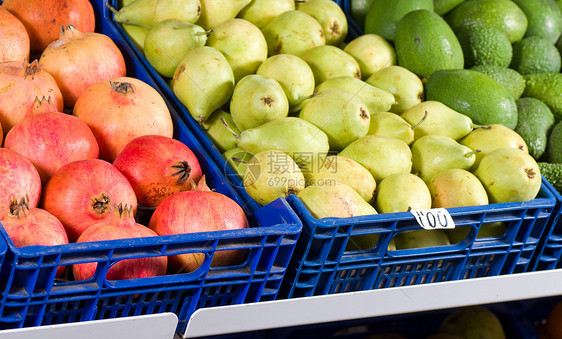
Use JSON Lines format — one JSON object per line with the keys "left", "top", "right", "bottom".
{"left": 0, "top": 60, "right": 63, "bottom": 135}
{"left": 73, "top": 204, "right": 167, "bottom": 281}
{"left": 42, "top": 159, "right": 137, "bottom": 242}
{"left": 73, "top": 77, "right": 174, "bottom": 162}
{"left": 113, "top": 135, "right": 202, "bottom": 208}
{"left": 1, "top": 196, "right": 68, "bottom": 276}
{"left": 0, "top": 148, "right": 42, "bottom": 216}
{"left": 4, "top": 112, "right": 99, "bottom": 185}
{"left": 149, "top": 190, "right": 249, "bottom": 273}
{"left": 39, "top": 25, "right": 127, "bottom": 108}
{"left": 0, "top": 6, "right": 30, "bottom": 62}
{"left": 2, "top": 0, "right": 95, "bottom": 53}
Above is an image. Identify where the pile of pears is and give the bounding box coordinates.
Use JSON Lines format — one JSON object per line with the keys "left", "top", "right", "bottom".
{"left": 114, "top": 0, "right": 543, "bottom": 249}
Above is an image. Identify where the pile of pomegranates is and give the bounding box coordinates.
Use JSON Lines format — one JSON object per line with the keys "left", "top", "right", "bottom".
{"left": 0, "top": 0, "right": 250, "bottom": 281}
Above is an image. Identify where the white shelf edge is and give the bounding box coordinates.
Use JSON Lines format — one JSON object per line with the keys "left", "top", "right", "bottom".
{"left": 182, "top": 270, "right": 562, "bottom": 338}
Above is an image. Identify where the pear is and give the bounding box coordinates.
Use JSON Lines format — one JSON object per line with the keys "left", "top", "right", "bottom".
{"left": 339, "top": 135, "right": 412, "bottom": 183}
{"left": 460, "top": 124, "right": 529, "bottom": 171}
{"left": 298, "top": 88, "right": 370, "bottom": 151}
{"left": 122, "top": 24, "right": 149, "bottom": 52}
{"left": 256, "top": 54, "right": 315, "bottom": 111}
{"left": 366, "top": 65, "right": 424, "bottom": 113}
{"left": 202, "top": 110, "right": 239, "bottom": 152}
{"left": 346, "top": 233, "right": 397, "bottom": 252}
{"left": 368, "top": 112, "right": 414, "bottom": 145}
{"left": 297, "top": 183, "right": 377, "bottom": 219}
{"left": 196, "top": 0, "right": 251, "bottom": 30}
{"left": 206, "top": 18, "right": 268, "bottom": 82}
{"left": 172, "top": 46, "right": 235, "bottom": 123}
{"left": 438, "top": 306, "right": 506, "bottom": 339}
{"left": 144, "top": 20, "right": 208, "bottom": 78}
{"left": 411, "top": 135, "right": 477, "bottom": 182}
{"left": 474, "top": 147, "right": 542, "bottom": 203}
{"left": 305, "top": 155, "right": 377, "bottom": 203}
{"left": 110, "top": 0, "right": 201, "bottom": 27}
{"left": 315, "top": 76, "right": 395, "bottom": 114}
{"left": 375, "top": 173, "right": 432, "bottom": 213}
{"left": 428, "top": 169, "right": 489, "bottom": 208}
{"left": 394, "top": 229, "right": 451, "bottom": 250}
{"left": 237, "top": 0, "right": 295, "bottom": 29}
{"left": 296, "top": 0, "right": 348, "bottom": 46}
{"left": 262, "top": 10, "right": 326, "bottom": 57}
{"left": 446, "top": 222, "right": 507, "bottom": 244}
{"left": 230, "top": 74, "right": 289, "bottom": 131}
{"left": 223, "top": 147, "right": 253, "bottom": 178}
{"left": 344, "top": 34, "right": 397, "bottom": 80}
{"left": 243, "top": 150, "right": 305, "bottom": 205}
{"left": 401, "top": 101, "right": 478, "bottom": 141}
{"left": 300, "top": 45, "right": 361, "bottom": 84}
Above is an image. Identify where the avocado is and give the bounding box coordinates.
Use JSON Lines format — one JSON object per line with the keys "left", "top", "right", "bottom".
{"left": 515, "top": 97, "right": 556, "bottom": 160}
{"left": 523, "top": 73, "right": 562, "bottom": 120}
{"left": 539, "top": 162, "right": 562, "bottom": 193}
{"left": 471, "top": 64, "right": 526, "bottom": 99}
{"left": 364, "top": 0, "right": 434, "bottom": 42}
{"left": 425, "top": 69, "right": 518, "bottom": 129}
{"left": 445, "top": 0, "right": 529, "bottom": 44}
{"left": 513, "top": 0, "right": 562, "bottom": 44}
{"left": 434, "top": 0, "right": 464, "bottom": 16}
{"left": 457, "top": 25, "right": 513, "bottom": 68}
{"left": 511, "top": 36, "right": 562, "bottom": 74}
{"left": 546, "top": 120, "right": 562, "bottom": 163}
{"left": 394, "top": 9, "right": 464, "bottom": 78}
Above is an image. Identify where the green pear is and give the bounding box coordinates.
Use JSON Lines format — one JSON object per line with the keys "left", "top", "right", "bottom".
{"left": 110, "top": 0, "right": 201, "bottom": 27}
{"left": 298, "top": 88, "right": 370, "bottom": 151}
{"left": 346, "top": 233, "right": 397, "bottom": 252}
{"left": 367, "top": 112, "right": 414, "bottom": 145}
{"left": 460, "top": 124, "right": 529, "bottom": 171}
{"left": 172, "top": 46, "right": 235, "bottom": 123}
{"left": 305, "top": 155, "right": 377, "bottom": 203}
{"left": 234, "top": 117, "right": 330, "bottom": 167}
{"left": 223, "top": 147, "right": 253, "bottom": 178}
{"left": 196, "top": 0, "right": 252, "bottom": 30}
{"left": 230, "top": 74, "right": 289, "bottom": 131}
{"left": 412, "top": 135, "right": 477, "bottom": 182}
{"left": 446, "top": 222, "right": 507, "bottom": 244}
{"left": 297, "top": 183, "right": 377, "bottom": 218}
{"left": 206, "top": 18, "right": 268, "bottom": 82}
{"left": 375, "top": 173, "right": 432, "bottom": 213}
{"left": 474, "top": 147, "right": 542, "bottom": 203}
{"left": 262, "top": 10, "right": 326, "bottom": 57}
{"left": 237, "top": 0, "right": 295, "bottom": 29}
{"left": 339, "top": 135, "right": 412, "bottom": 183}
{"left": 300, "top": 45, "right": 361, "bottom": 84}
{"left": 144, "top": 20, "right": 208, "bottom": 78}
{"left": 394, "top": 229, "right": 451, "bottom": 249}
{"left": 315, "top": 76, "right": 395, "bottom": 114}
{"left": 202, "top": 110, "right": 240, "bottom": 152}
{"left": 256, "top": 54, "right": 315, "bottom": 111}
{"left": 401, "top": 101, "right": 478, "bottom": 141}
{"left": 343, "top": 34, "right": 397, "bottom": 80}
{"left": 428, "top": 169, "right": 489, "bottom": 208}
{"left": 438, "top": 306, "right": 506, "bottom": 339}
{"left": 296, "top": 0, "right": 348, "bottom": 46}
{"left": 366, "top": 65, "right": 424, "bottom": 113}
{"left": 122, "top": 24, "right": 148, "bottom": 52}
{"left": 243, "top": 150, "right": 305, "bottom": 205}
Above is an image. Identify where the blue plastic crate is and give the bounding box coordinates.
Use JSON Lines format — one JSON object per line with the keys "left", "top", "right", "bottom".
{"left": 0, "top": 0, "right": 302, "bottom": 332}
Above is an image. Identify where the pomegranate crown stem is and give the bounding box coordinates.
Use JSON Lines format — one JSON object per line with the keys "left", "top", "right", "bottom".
{"left": 110, "top": 80, "right": 135, "bottom": 94}
{"left": 24, "top": 59, "right": 42, "bottom": 79}
{"left": 9, "top": 195, "right": 30, "bottom": 218}
{"left": 114, "top": 203, "right": 135, "bottom": 219}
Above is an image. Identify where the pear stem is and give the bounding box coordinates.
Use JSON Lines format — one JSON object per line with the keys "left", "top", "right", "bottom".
{"left": 220, "top": 117, "right": 240, "bottom": 138}
{"left": 410, "top": 110, "right": 429, "bottom": 130}
{"left": 105, "top": 2, "right": 119, "bottom": 14}
{"left": 197, "top": 30, "right": 214, "bottom": 36}
{"left": 465, "top": 149, "right": 481, "bottom": 158}
{"left": 231, "top": 157, "right": 248, "bottom": 164}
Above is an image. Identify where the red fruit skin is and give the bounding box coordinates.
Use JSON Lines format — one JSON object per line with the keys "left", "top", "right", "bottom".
{"left": 42, "top": 159, "right": 138, "bottom": 242}
{"left": 0, "top": 6, "right": 30, "bottom": 63}
{"left": 4, "top": 112, "right": 99, "bottom": 185}
{"left": 0, "top": 148, "right": 42, "bottom": 215}
{"left": 113, "top": 135, "right": 203, "bottom": 208}
{"left": 149, "top": 191, "right": 249, "bottom": 273}
{"left": 3, "top": 0, "right": 95, "bottom": 53}
{"left": 73, "top": 77, "right": 174, "bottom": 162}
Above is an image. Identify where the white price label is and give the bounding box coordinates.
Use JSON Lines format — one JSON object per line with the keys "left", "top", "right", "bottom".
{"left": 410, "top": 208, "right": 455, "bottom": 230}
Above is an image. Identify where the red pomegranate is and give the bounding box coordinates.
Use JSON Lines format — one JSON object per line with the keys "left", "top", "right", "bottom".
{"left": 0, "top": 148, "right": 42, "bottom": 216}
{"left": 0, "top": 6, "right": 30, "bottom": 62}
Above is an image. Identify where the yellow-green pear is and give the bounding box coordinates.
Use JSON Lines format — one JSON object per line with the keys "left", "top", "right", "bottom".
{"left": 244, "top": 150, "right": 304, "bottom": 205}
{"left": 172, "top": 46, "right": 235, "bottom": 123}
{"left": 301, "top": 45, "right": 361, "bottom": 84}
{"left": 206, "top": 18, "right": 268, "bottom": 82}
{"left": 315, "top": 76, "right": 395, "bottom": 114}
{"left": 447, "top": 222, "right": 507, "bottom": 244}
{"left": 297, "top": 183, "right": 377, "bottom": 219}
{"left": 344, "top": 34, "right": 397, "bottom": 80}
{"left": 366, "top": 65, "right": 424, "bottom": 113}
{"left": 202, "top": 110, "right": 239, "bottom": 152}
{"left": 368, "top": 112, "right": 414, "bottom": 145}
{"left": 196, "top": 0, "right": 252, "bottom": 30}
{"left": 223, "top": 147, "right": 253, "bottom": 178}
{"left": 375, "top": 173, "right": 432, "bottom": 213}
{"left": 296, "top": 0, "right": 348, "bottom": 46}
{"left": 237, "top": 0, "right": 295, "bottom": 29}
{"left": 438, "top": 306, "right": 506, "bottom": 339}
{"left": 394, "top": 229, "right": 451, "bottom": 249}
{"left": 111, "top": 0, "right": 201, "bottom": 27}
{"left": 428, "top": 169, "right": 489, "bottom": 208}
{"left": 262, "top": 10, "right": 326, "bottom": 57}
{"left": 122, "top": 24, "right": 148, "bottom": 52}
{"left": 346, "top": 234, "right": 397, "bottom": 252}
